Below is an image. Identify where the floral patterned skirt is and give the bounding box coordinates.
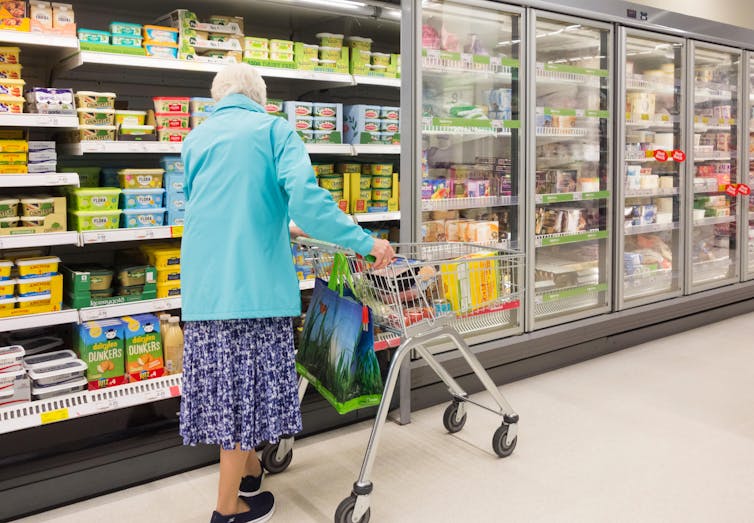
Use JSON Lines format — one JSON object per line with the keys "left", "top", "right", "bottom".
{"left": 179, "top": 317, "right": 303, "bottom": 451}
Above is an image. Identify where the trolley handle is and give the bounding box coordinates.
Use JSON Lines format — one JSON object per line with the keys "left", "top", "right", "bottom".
{"left": 293, "top": 236, "right": 377, "bottom": 263}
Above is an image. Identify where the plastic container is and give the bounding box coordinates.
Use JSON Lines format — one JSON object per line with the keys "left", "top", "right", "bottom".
{"left": 69, "top": 210, "right": 121, "bottom": 231}
{"left": 143, "top": 248, "right": 180, "bottom": 270}
{"left": 23, "top": 349, "right": 76, "bottom": 369}
{"left": 78, "top": 28, "right": 110, "bottom": 44}
{"left": 87, "top": 267, "right": 114, "bottom": 290}
{"left": 371, "top": 176, "right": 392, "bottom": 189}
{"left": 328, "top": 190, "right": 344, "bottom": 201}
{"left": 20, "top": 216, "right": 45, "bottom": 227}
{"left": 77, "top": 125, "right": 116, "bottom": 141}
{"left": 364, "top": 163, "right": 393, "bottom": 175}
{"left": 244, "top": 49, "right": 268, "bottom": 61}
{"left": 163, "top": 315, "right": 184, "bottom": 374}
{"left": 0, "top": 78, "right": 24, "bottom": 97}
{"left": 121, "top": 208, "right": 166, "bottom": 228}
{"left": 0, "top": 345, "right": 25, "bottom": 369}
{"left": 316, "top": 33, "right": 344, "bottom": 48}
{"left": 319, "top": 176, "right": 344, "bottom": 190}
{"left": 358, "top": 177, "right": 372, "bottom": 190}
{"left": 15, "top": 336, "right": 63, "bottom": 357}
{"left": 371, "top": 52, "right": 391, "bottom": 67}
{"left": 319, "top": 46, "right": 341, "bottom": 61}
{"left": 118, "top": 265, "right": 148, "bottom": 286}
{"left": 0, "top": 297, "right": 15, "bottom": 314}
{"left": 120, "top": 188, "right": 165, "bottom": 210}
{"left": 15, "top": 257, "right": 60, "bottom": 278}
{"left": 153, "top": 96, "right": 189, "bottom": 114}
{"left": 157, "top": 127, "right": 191, "bottom": 142}
{"left": 191, "top": 113, "right": 210, "bottom": 127}
{"left": 0, "top": 46, "right": 20, "bottom": 64}
{"left": 77, "top": 107, "right": 116, "bottom": 126}
{"left": 269, "top": 39, "right": 293, "bottom": 52}
{"left": 69, "top": 187, "right": 121, "bottom": 211}
{"left": 145, "top": 44, "right": 178, "bottom": 59}
{"left": 269, "top": 51, "right": 294, "bottom": 62}
{"left": 290, "top": 116, "right": 313, "bottom": 131}
{"left": 156, "top": 268, "right": 181, "bottom": 284}
{"left": 0, "top": 95, "right": 23, "bottom": 114}
{"left": 119, "top": 125, "right": 155, "bottom": 138}
{"left": 111, "top": 34, "right": 142, "bottom": 47}
{"left": 313, "top": 103, "right": 338, "bottom": 118}
{"left": 372, "top": 188, "right": 392, "bottom": 201}
{"left": 16, "top": 275, "right": 51, "bottom": 296}
{"left": 28, "top": 358, "right": 86, "bottom": 387}
{"left": 313, "top": 117, "right": 337, "bottom": 131}
{"left": 154, "top": 113, "right": 189, "bottom": 129}
{"left": 157, "top": 281, "right": 181, "bottom": 299}
{"left": 336, "top": 163, "right": 361, "bottom": 173}
{"left": 0, "top": 368, "right": 24, "bottom": 393}
{"left": 0, "top": 279, "right": 13, "bottom": 298}
{"left": 0, "top": 261, "right": 11, "bottom": 280}
{"left": 75, "top": 91, "right": 116, "bottom": 109}
{"left": 118, "top": 169, "right": 164, "bottom": 189}
{"left": 346, "top": 36, "right": 372, "bottom": 51}
{"left": 0, "top": 198, "right": 18, "bottom": 218}
{"left": 32, "top": 377, "right": 87, "bottom": 400}
{"left": 117, "top": 285, "right": 143, "bottom": 296}
{"left": 245, "top": 37, "right": 268, "bottom": 50}
{"left": 109, "top": 21, "right": 142, "bottom": 36}
{"left": 380, "top": 106, "right": 400, "bottom": 120}
{"left": 20, "top": 197, "right": 55, "bottom": 217}
{"left": 91, "top": 288, "right": 113, "bottom": 298}
{"left": 114, "top": 110, "right": 147, "bottom": 126}
{"left": 190, "top": 97, "right": 214, "bottom": 113}
{"left": 143, "top": 25, "right": 179, "bottom": 44}
{"left": 0, "top": 63, "right": 21, "bottom": 79}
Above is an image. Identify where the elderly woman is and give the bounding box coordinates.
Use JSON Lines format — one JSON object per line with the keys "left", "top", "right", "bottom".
{"left": 179, "top": 63, "right": 394, "bottom": 523}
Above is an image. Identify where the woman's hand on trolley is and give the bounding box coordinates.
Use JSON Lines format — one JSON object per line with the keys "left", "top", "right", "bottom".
{"left": 370, "top": 239, "right": 395, "bottom": 269}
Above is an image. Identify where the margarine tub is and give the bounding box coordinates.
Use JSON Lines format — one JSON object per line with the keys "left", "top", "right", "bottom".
{"left": 157, "top": 127, "right": 191, "bottom": 142}
{"left": 318, "top": 176, "right": 343, "bottom": 191}
{"left": 371, "top": 176, "right": 392, "bottom": 189}
{"left": 328, "top": 190, "right": 344, "bottom": 201}
{"left": 118, "top": 265, "right": 149, "bottom": 286}
{"left": 0, "top": 367, "right": 23, "bottom": 392}
{"left": 155, "top": 113, "right": 189, "bottom": 129}
{"left": 371, "top": 52, "right": 391, "bottom": 67}
{"left": 269, "top": 39, "right": 294, "bottom": 52}
{"left": 122, "top": 208, "right": 166, "bottom": 228}
{"left": 75, "top": 91, "right": 116, "bottom": 109}
{"left": 0, "top": 46, "right": 20, "bottom": 64}
{"left": 0, "top": 139, "right": 27, "bottom": 153}
{"left": 337, "top": 163, "right": 361, "bottom": 174}
{"left": 191, "top": 113, "right": 211, "bottom": 127}
{"left": 20, "top": 197, "right": 55, "bottom": 217}
{"left": 0, "top": 198, "right": 18, "bottom": 217}
{"left": 381, "top": 120, "right": 400, "bottom": 133}
{"left": 0, "top": 279, "right": 13, "bottom": 298}
{"left": 245, "top": 37, "right": 268, "bottom": 50}
{"left": 346, "top": 36, "right": 372, "bottom": 51}
{"left": 119, "top": 125, "right": 156, "bottom": 139}
{"left": 0, "top": 217, "right": 17, "bottom": 228}
{"left": 16, "top": 275, "right": 52, "bottom": 297}
{"left": 153, "top": 96, "right": 189, "bottom": 114}
{"left": 312, "top": 163, "right": 335, "bottom": 176}
{"left": 156, "top": 268, "right": 181, "bottom": 284}
{"left": 190, "top": 97, "right": 214, "bottom": 113}
{"left": 270, "top": 51, "right": 294, "bottom": 63}
{"left": 358, "top": 176, "right": 372, "bottom": 190}
{"left": 115, "top": 110, "right": 147, "bottom": 126}
{"left": 109, "top": 21, "right": 142, "bottom": 36}
{"left": 0, "top": 345, "right": 24, "bottom": 370}
{"left": 111, "top": 34, "right": 143, "bottom": 47}
{"left": 380, "top": 106, "right": 400, "bottom": 120}
{"left": 364, "top": 163, "right": 393, "bottom": 175}
{"left": 143, "top": 248, "right": 180, "bottom": 270}
{"left": 0, "top": 260, "right": 12, "bottom": 280}
{"left": 69, "top": 187, "right": 121, "bottom": 211}
{"left": 319, "top": 46, "right": 341, "bottom": 61}
{"left": 160, "top": 156, "right": 183, "bottom": 173}
{"left": 91, "top": 288, "right": 113, "bottom": 298}
{"left": 372, "top": 189, "right": 392, "bottom": 201}
{"left": 0, "top": 78, "right": 24, "bottom": 97}
{"left": 20, "top": 216, "right": 46, "bottom": 228}
{"left": 245, "top": 49, "right": 268, "bottom": 61}
{"left": 291, "top": 116, "right": 313, "bottom": 131}
{"left": 313, "top": 103, "right": 338, "bottom": 118}
{"left": 313, "top": 117, "right": 337, "bottom": 131}
{"left": 118, "top": 285, "right": 144, "bottom": 296}
{"left": 143, "top": 25, "right": 179, "bottom": 44}
{"left": 78, "top": 28, "right": 110, "bottom": 44}
{"left": 121, "top": 188, "right": 165, "bottom": 210}
{"left": 69, "top": 210, "right": 121, "bottom": 231}
{"left": 15, "top": 256, "right": 60, "bottom": 278}
{"left": 28, "top": 359, "right": 87, "bottom": 388}
{"left": 118, "top": 169, "right": 164, "bottom": 189}
{"left": 0, "top": 95, "right": 23, "bottom": 114}
{"left": 359, "top": 189, "right": 371, "bottom": 200}
{"left": 73, "top": 266, "right": 114, "bottom": 290}
{"left": 157, "top": 281, "right": 181, "bottom": 299}
{"left": 145, "top": 44, "right": 178, "bottom": 59}
{"left": 32, "top": 377, "right": 87, "bottom": 401}
{"left": 0, "top": 63, "right": 21, "bottom": 79}
{"left": 316, "top": 32, "right": 344, "bottom": 48}
{"left": 77, "top": 125, "right": 116, "bottom": 141}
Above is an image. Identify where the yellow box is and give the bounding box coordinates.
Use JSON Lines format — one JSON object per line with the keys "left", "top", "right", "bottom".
{"left": 141, "top": 247, "right": 181, "bottom": 271}
{"left": 387, "top": 172, "right": 400, "bottom": 212}
{"left": 0, "top": 139, "right": 27, "bottom": 153}
{"left": 156, "top": 268, "right": 180, "bottom": 284}
{"left": 15, "top": 256, "right": 60, "bottom": 278}
{"left": 0, "top": 278, "right": 13, "bottom": 297}
{"left": 0, "top": 259, "right": 11, "bottom": 280}
{"left": 156, "top": 280, "right": 181, "bottom": 299}
{"left": 16, "top": 275, "right": 52, "bottom": 296}
{"left": 440, "top": 252, "right": 499, "bottom": 313}
{"left": 0, "top": 274, "right": 62, "bottom": 318}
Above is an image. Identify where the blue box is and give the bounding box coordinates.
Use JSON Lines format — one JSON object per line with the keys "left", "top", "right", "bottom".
{"left": 121, "top": 208, "right": 167, "bottom": 228}
{"left": 164, "top": 172, "right": 185, "bottom": 194}
{"left": 160, "top": 156, "right": 184, "bottom": 174}
{"left": 167, "top": 210, "right": 185, "bottom": 226}
{"left": 166, "top": 192, "right": 186, "bottom": 212}
{"left": 120, "top": 189, "right": 165, "bottom": 210}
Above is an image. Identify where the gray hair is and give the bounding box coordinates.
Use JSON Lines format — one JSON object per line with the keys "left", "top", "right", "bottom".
{"left": 210, "top": 63, "right": 267, "bottom": 105}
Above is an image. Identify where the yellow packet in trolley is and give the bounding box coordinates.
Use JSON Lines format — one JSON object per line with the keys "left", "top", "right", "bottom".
{"left": 440, "top": 252, "right": 499, "bottom": 313}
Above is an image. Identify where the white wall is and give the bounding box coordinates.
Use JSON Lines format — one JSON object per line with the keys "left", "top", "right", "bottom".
{"left": 630, "top": 0, "right": 754, "bottom": 30}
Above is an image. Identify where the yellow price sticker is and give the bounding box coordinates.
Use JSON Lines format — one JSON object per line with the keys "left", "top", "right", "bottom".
{"left": 41, "top": 408, "right": 69, "bottom": 425}
{"left": 661, "top": 114, "right": 670, "bottom": 122}
{"left": 640, "top": 113, "right": 650, "bottom": 120}
{"left": 170, "top": 226, "right": 184, "bottom": 238}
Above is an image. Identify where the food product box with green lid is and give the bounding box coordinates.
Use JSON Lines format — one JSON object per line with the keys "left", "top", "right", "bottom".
{"left": 63, "top": 265, "right": 157, "bottom": 309}
{"left": 75, "top": 319, "right": 127, "bottom": 390}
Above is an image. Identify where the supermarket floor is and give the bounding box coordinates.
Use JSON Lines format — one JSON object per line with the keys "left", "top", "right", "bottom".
{"left": 17, "top": 312, "right": 754, "bottom": 523}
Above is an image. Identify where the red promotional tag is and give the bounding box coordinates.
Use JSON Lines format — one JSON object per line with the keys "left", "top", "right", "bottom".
{"left": 737, "top": 184, "right": 751, "bottom": 196}
{"left": 654, "top": 149, "right": 668, "bottom": 162}
{"left": 672, "top": 149, "right": 686, "bottom": 162}
{"left": 725, "top": 184, "right": 738, "bottom": 196}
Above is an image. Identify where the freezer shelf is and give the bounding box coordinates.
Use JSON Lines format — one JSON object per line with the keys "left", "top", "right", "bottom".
{"left": 535, "top": 230, "right": 608, "bottom": 247}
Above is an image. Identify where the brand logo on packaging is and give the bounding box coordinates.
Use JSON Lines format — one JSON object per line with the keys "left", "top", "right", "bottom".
{"left": 318, "top": 108, "right": 335, "bottom": 117}
{"left": 365, "top": 110, "right": 378, "bottom": 118}
{"left": 137, "top": 175, "right": 153, "bottom": 185}
{"left": 136, "top": 195, "right": 153, "bottom": 206}
{"left": 137, "top": 215, "right": 155, "bottom": 225}
{"left": 92, "top": 217, "right": 108, "bottom": 227}
{"left": 91, "top": 196, "right": 107, "bottom": 206}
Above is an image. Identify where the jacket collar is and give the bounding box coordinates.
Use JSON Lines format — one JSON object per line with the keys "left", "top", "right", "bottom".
{"left": 213, "top": 93, "right": 265, "bottom": 114}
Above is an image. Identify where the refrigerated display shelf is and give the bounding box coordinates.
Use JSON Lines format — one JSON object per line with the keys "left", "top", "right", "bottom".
{"left": 353, "top": 211, "right": 401, "bottom": 222}
{"left": 626, "top": 76, "right": 676, "bottom": 93}
{"left": 535, "top": 229, "right": 608, "bottom": 247}
{"left": 535, "top": 190, "right": 609, "bottom": 204}
{"left": 61, "top": 142, "right": 392, "bottom": 156}
{"left": 694, "top": 151, "right": 734, "bottom": 161}
{"left": 0, "top": 232, "right": 79, "bottom": 249}
{"left": 624, "top": 222, "right": 679, "bottom": 235}
{"left": 421, "top": 195, "right": 518, "bottom": 211}
{"left": 423, "top": 60, "right": 515, "bottom": 79}
{"left": 0, "top": 374, "right": 182, "bottom": 435}
{"left": 624, "top": 269, "right": 674, "bottom": 300}
{"left": 625, "top": 187, "right": 679, "bottom": 197}
{"left": 535, "top": 282, "right": 608, "bottom": 304}
{"left": 538, "top": 108, "right": 609, "bottom": 119}
{"left": 0, "top": 173, "right": 79, "bottom": 188}
{"left": 536, "top": 127, "right": 589, "bottom": 138}
{"left": 353, "top": 76, "right": 401, "bottom": 88}
{"left": 695, "top": 124, "right": 733, "bottom": 132}
{"left": 535, "top": 65, "right": 604, "bottom": 86}
{"left": 422, "top": 122, "right": 517, "bottom": 137}
{"left": 78, "top": 297, "right": 182, "bottom": 321}
{"left": 626, "top": 119, "right": 675, "bottom": 130}
{"left": 0, "top": 309, "right": 80, "bottom": 334}
{"left": 80, "top": 226, "right": 183, "bottom": 245}
{"left": 694, "top": 215, "right": 736, "bottom": 226}
{"left": 0, "top": 30, "right": 79, "bottom": 59}
{"left": 0, "top": 114, "right": 79, "bottom": 128}
{"left": 352, "top": 144, "right": 401, "bottom": 155}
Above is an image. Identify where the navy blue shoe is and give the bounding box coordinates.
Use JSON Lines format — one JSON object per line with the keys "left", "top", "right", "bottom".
{"left": 210, "top": 492, "right": 275, "bottom": 523}
{"left": 238, "top": 461, "right": 264, "bottom": 497}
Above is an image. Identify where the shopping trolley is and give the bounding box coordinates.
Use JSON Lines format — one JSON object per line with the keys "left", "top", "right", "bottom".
{"left": 263, "top": 239, "right": 523, "bottom": 523}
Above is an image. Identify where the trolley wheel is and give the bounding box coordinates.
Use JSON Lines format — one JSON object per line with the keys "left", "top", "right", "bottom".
{"left": 334, "top": 495, "right": 370, "bottom": 523}
{"left": 442, "top": 401, "right": 467, "bottom": 434}
{"left": 261, "top": 442, "right": 293, "bottom": 474}
{"left": 492, "top": 424, "right": 517, "bottom": 458}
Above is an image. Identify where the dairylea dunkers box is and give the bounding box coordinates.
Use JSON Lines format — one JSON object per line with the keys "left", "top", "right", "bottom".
{"left": 122, "top": 314, "right": 164, "bottom": 382}
{"left": 76, "top": 319, "right": 126, "bottom": 390}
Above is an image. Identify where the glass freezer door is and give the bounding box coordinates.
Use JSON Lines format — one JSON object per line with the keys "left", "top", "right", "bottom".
{"left": 529, "top": 13, "right": 612, "bottom": 329}
{"left": 745, "top": 52, "right": 754, "bottom": 280}
{"left": 419, "top": 0, "right": 524, "bottom": 339}
{"left": 688, "top": 43, "right": 741, "bottom": 291}
{"left": 618, "top": 31, "right": 685, "bottom": 308}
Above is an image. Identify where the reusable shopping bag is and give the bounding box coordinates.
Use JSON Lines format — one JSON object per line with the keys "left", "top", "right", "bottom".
{"left": 296, "top": 253, "right": 383, "bottom": 414}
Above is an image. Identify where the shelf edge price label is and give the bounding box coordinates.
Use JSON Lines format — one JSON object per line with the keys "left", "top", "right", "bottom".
{"left": 737, "top": 184, "right": 751, "bottom": 196}
{"left": 725, "top": 184, "right": 738, "bottom": 197}
{"left": 41, "top": 407, "right": 69, "bottom": 425}
{"left": 672, "top": 150, "right": 686, "bottom": 162}
{"left": 654, "top": 150, "right": 669, "bottom": 162}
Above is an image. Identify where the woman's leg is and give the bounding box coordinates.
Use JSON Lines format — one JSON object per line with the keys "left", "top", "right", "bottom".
{"left": 217, "top": 445, "right": 251, "bottom": 515}
{"left": 244, "top": 449, "right": 262, "bottom": 477}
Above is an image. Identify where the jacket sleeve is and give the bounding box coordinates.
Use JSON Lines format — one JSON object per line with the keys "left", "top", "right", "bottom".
{"left": 273, "top": 121, "right": 375, "bottom": 257}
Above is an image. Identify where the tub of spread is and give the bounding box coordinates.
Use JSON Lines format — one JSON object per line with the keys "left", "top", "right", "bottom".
{"left": 75, "top": 91, "right": 116, "bottom": 109}
{"left": 114, "top": 110, "right": 147, "bottom": 126}
{"left": 190, "top": 97, "right": 215, "bottom": 113}
{"left": 160, "top": 157, "right": 184, "bottom": 174}
{"left": 360, "top": 119, "right": 382, "bottom": 133}
{"left": 0, "top": 198, "right": 18, "bottom": 217}
{"left": 318, "top": 176, "right": 343, "bottom": 191}
{"left": 153, "top": 96, "right": 189, "bottom": 114}
{"left": 157, "top": 127, "right": 191, "bottom": 142}
{"left": 119, "top": 125, "right": 155, "bottom": 139}
{"left": 286, "top": 101, "right": 313, "bottom": 117}
{"left": 0, "top": 95, "right": 23, "bottom": 113}
{"left": 16, "top": 275, "right": 52, "bottom": 297}
{"left": 0, "top": 140, "right": 27, "bottom": 153}
{"left": 77, "top": 125, "right": 117, "bottom": 141}
{"left": 364, "top": 163, "right": 393, "bottom": 175}
{"left": 317, "top": 59, "right": 337, "bottom": 67}
{"left": 0, "top": 63, "right": 21, "bottom": 79}
{"left": 336, "top": 163, "right": 361, "bottom": 173}
{"left": 69, "top": 187, "right": 121, "bottom": 211}
{"left": 121, "top": 188, "right": 165, "bottom": 210}
{"left": 313, "top": 117, "right": 337, "bottom": 131}
{"left": 291, "top": 116, "right": 313, "bottom": 131}
{"left": 32, "top": 377, "right": 87, "bottom": 400}
{"left": 118, "top": 169, "right": 164, "bottom": 189}
{"left": 145, "top": 44, "right": 179, "bottom": 59}
{"left": 28, "top": 359, "right": 87, "bottom": 387}
{"left": 156, "top": 268, "right": 181, "bottom": 284}
{"left": 269, "top": 51, "right": 294, "bottom": 62}
{"left": 380, "top": 106, "right": 400, "bottom": 120}
{"left": 91, "top": 288, "right": 113, "bottom": 298}
{"left": 371, "top": 176, "right": 392, "bottom": 189}
{"left": 316, "top": 33, "right": 344, "bottom": 48}
{"left": 79, "top": 267, "right": 114, "bottom": 290}
{"left": 269, "top": 39, "right": 294, "bottom": 52}
{"left": 20, "top": 216, "right": 46, "bottom": 227}
{"left": 381, "top": 120, "right": 400, "bottom": 133}
{"left": 372, "top": 188, "right": 392, "bottom": 201}
{"left": 109, "top": 21, "right": 142, "bottom": 36}
{"left": 371, "top": 52, "right": 391, "bottom": 67}
{"left": 20, "top": 197, "right": 55, "bottom": 216}
{"left": 156, "top": 281, "right": 181, "bottom": 299}
{"left": 0, "top": 345, "right": 24, "bottom": 370}
{"left": 154, "top": 113, "right": 190, "bottom": 129}
{"left": 191, "top": 113, "right": 211, "bottom": 127}
{"left": 69, "top": 210, "right": 121, "bottom": 231}
{"left": 318, "top": 46, "right": 341, "bottom": 61}
{"left": 118, "top": 265, "right": 149, "bottom": 287}
{"left": 328, "top": 190, "right": 344, "bottom": 202}
{"left": 143, "top": 248, "right": 180, "bottom": 270}
{"left": 143, "top": 25, "right": 179, "bottom": 44}
{"left": 0, "top": 78, "right": 23, "bottom": 97}
{"left": 312, "top": 163, "right": 335, "bottom": 176}
{"left": 346, "top": 36, "right": 372, "bottom": 51}
{"left": 121, "top": 208, "right": 166, "bottom": 228}
{"left": 313, "top": 103, "right": 338, "bottom": 118}
{"left": 245, "top": 49, "right": 268, "bottom": 61}
{"left": 357, "top": 175, "right": 372, "bottom": 189}
{"left": 245, "top": 37, "right": 268, "bottom": 50}
{"left": 0, "top": 217, "right": 15, "bottom": 228}
{"left": 0, "top": 260, "right": 11, "bottom": 280}
{"left": 117, "top": 285, "right": 144, "bottom": 296}
{"left": 16, "top": 336, "right": 64, "bottom": 357}
{"left": 0, "top": 46, "right": 20, "bottom": 64}
{"left": 0, "top": 165, "right": 27, "bottom": 174}
{"left": 0, "top": 152, "right": 26, "bottom": 166}
{"left": 0, "top": 368, "right": 24, "bottom": 394}
{"left": 0, "top": 279, "right": 13, "bottom": 298}
{"left": 15, "top": 256, "right": 60, "bottom": 278}
{"left": 111, "top": 34, "right": 142, "bottom": 47}
{"left": 78, "top": 28, "right": 110, "bottom": 44}
{"left": 23, "top": 349, "right": 76, "bottom": 369}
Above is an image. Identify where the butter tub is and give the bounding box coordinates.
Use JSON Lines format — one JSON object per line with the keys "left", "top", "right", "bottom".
{"left": 77, "top": 125, "right": 116, "bottom": 141}
{"left": 143, "top": 25, "right": 179, "bottom": 44}
{"left": 32, "top": 377, "right": 87, "bottom": 400}
{"left": 157, "top": 127, "right": 191, "bottom": 142}
{"left": 190, "top": 97, "right": 214, "bottom": 113}
{"left": 28, "top": 358, "right": 87, "bottom": 387}
{"left": 77, "top": 107, "right": 115, "bottom": 126}
{"left": 0, "top": 260, "right": 11, "bottom": 280}
{"left": 20, "top": 197, "right": 55, "bottom": 216}
{"left": 145, "top": 44, "right": 178, "bottom": 59}
{"left": 153, "top": 96, "right": 189, "bottom": 114}
{"left": 68, "top": 210, "right": 121, "bottom": 231}
{"left": 0, "top": 345, "right": 24, "bottom": 370}
{"left": 112, "top": 34, "right": 143, "bottom": 47}
{"left": 69, "top": 187, "right": 121, "bottom": 211}
{"left": 120, "top": 188, "right": 165, "bottom": 210}
{"left": 75, "top": 91, "right": 116, "bottom": 109}
{"left": 118, "top": 168, "right": 164, "bottom": 189}
{"left": 15, "top": 256, "right": 60, "bottom": 278}
{"left": 191, "top": 113, "right": 211, "bottom": 127}
{"left": 121, "top": 208, "right": 166, "bottom": 228}
{"left": 316, "top": 32, "right": 344, "bottom": 48}
{"left": 115, "top": 110, "right": 147, "bottom": 126}
{"left": 109, "top": 21, "right": 142, "bottom": 36}
{"left": 0, "top": 278, "right": 13, "bottom": 298}
{"left": 156, "top": 281, "right": 181, "bottom": 299}
{"left": 0, "top": 217, "right": 17, "bottom": 228}
{"left": 16, "top": 275, "right": 52, "bottom": 297}
{"left": 0, "top": 95, "right": 23, "bottom": 114}
{"left": 78, "top": 28, "right": 110, "bottom": 44}
{"left": 0, "top": 78, "right": 24, "bottom": 97}
{"left": 154, "top": 112, "right": 189, "bottom": 129}
{"left": 0, "top": 198, "right": 18, "bottom": 217}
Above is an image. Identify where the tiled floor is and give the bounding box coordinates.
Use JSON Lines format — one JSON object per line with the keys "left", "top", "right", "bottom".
{"left": 17, "top": 312, "right": 754, "bottom": 522}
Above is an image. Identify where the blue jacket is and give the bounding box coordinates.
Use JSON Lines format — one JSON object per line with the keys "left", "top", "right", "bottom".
{"left": 180, "top": 93, "right": 374, "bottom": 321}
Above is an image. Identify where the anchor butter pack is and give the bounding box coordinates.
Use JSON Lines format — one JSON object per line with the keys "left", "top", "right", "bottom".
{"left": 122, "top": 313, "right": 164, "bottom": 382}
{"left": 76, "top": 319, "right": 126, "bottom": 390}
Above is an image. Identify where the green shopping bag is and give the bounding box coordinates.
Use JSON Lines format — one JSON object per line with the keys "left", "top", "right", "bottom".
{"left": 296, "top": 253, "right": 383, "bottom": 414}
